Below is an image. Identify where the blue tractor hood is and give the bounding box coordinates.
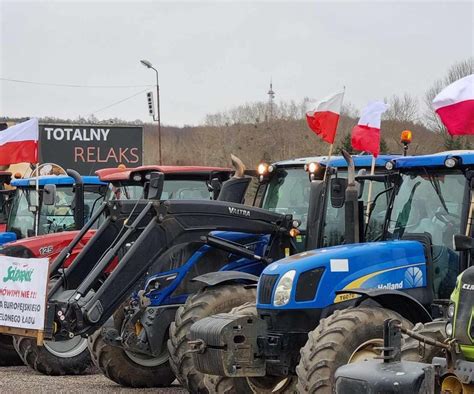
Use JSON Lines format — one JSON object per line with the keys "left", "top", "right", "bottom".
{"left": 258, "top": 240, "right": 427, "bottom": 310}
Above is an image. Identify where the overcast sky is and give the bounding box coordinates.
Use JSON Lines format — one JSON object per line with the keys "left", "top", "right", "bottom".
{"left": 1, "top": 1, "right": 472, "bottom": 126}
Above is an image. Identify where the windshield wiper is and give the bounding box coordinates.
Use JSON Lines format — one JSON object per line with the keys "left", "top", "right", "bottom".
{"left": 424, "top": 169, "right": 449, "bottom": 214}
{"left": 393, "top": 181, "right": 420, "bottom": 238}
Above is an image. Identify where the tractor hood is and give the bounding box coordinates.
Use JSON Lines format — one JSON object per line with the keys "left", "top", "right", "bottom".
{"left": 257, "top": 240, "right": 427, "bottom": 310}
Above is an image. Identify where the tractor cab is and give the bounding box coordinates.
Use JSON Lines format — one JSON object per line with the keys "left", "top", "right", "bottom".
{"left": 254, "top": 155, "right": 395, "bottom": 252}
{"left": 97, "top": 165, "right": 233, "bottom": 202}
{"left": 2, "top": 174, "right": 107, "bottom": 245}
{"left": 381, "top": 152, "right": 471, "bottom": 299}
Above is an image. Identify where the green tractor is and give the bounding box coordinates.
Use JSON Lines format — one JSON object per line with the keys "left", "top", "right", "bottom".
{"left": 335, "top": 246, "right": 474, "bottom": 393}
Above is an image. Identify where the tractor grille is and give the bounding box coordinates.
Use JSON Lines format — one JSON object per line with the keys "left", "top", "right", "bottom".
{"left": 295, "top": 268, "right": 324, "bottom": 302}
{"left": 258, "top": 274, "right": 278, "bottom": 304}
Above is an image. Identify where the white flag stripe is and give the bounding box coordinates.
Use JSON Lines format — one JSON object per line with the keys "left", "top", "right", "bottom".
{"left": 433, "top": 74, "right": 474, "bottom": 110}
{"left": 0, "top": 119, "right": 39, "bottom": 145}
{"left": 309, "top": 91, "right": 344, "bottom": 114}
{"left": 358, "top": 101, "right": 388, "bottom": 129}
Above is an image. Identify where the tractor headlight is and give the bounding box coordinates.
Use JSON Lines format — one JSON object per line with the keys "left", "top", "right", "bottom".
{"left": 444, "top": 158, "right": 459, "bottom": 168}
{"left": 273, "top": 270, "right": 296, "bottom": 307}
{"left": 446, "top": 322, "right": 453, "bottom": 337}
{"left": 447, "top": 303, "right": 455, "bottom": 319}
{"left": 385, "top": 161, "right": 395, "bottom": 171}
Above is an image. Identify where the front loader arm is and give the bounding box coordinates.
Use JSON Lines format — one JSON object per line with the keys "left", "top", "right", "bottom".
{"left": 46, "top": 199, "right": 293, "bottom": 339}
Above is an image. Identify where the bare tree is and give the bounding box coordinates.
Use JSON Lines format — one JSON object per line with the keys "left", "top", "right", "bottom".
{"left": 384, "top": 94, "right": 419, "bottom": 123}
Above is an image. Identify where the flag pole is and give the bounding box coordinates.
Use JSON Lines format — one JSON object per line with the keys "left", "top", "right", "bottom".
{"left": 365, "top": 155, "right": 376, "bottom": 224}
{"left": 34, "top": 162, "right": 41, "bottom": 236}
{"left": 323, "top": 86, "right": 345, "bottom": 182}
{"left": 323, "top": 143, "right": 334, "bottom": 182}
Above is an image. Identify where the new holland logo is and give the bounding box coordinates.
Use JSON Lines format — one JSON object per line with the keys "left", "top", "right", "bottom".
{"left": 228, "top": 207, "right": 251, "bottom": 217}
{"left": 404, "top": 266, "right": 423, "bottom": 288}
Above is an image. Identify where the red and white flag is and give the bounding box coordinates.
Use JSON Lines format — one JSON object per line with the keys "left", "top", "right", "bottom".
{"left": 433, "top": 74, "right": 474, "bottom": 135}
{"left": 0, "top": 118, "right": 39, "bottom": 166}
{"left": 306, "top": 91, "right": 344, "bottom": 144}
{"left": 351, "top": 101, "right": 388, "bottom": 157}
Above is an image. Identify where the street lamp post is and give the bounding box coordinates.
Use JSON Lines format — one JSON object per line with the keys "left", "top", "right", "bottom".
{"left": 140, "top": 59, "right": 162, "bottom": 165}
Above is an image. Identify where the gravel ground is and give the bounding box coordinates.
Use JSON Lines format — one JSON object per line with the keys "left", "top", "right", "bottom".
{"left": 0, "top": 367, "right": 187, "bottom": 393}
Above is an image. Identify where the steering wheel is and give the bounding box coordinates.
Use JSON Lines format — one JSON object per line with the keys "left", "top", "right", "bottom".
{"left": 435, "top": 211, "right": 460, "bottom": 225}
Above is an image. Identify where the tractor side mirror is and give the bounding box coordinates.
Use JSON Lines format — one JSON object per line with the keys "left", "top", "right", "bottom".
{"left": 330, "top": 178, "right": 347, "bottom": 208}
{"left": 453, "top": 234, "right": 474, "bottom": 251}
{"left": 147, "top": 172, "right": 165, "bottom": 200}
{"left": 43, "top": 184, "right": 57, "bottom": 206}
{"left": 209, "top": 178, "right": 222, "bottom": 200}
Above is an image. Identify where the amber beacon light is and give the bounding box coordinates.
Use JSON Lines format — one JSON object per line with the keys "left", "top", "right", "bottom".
{"left": 400, "top": 130, "right": 412, "bottom": 156}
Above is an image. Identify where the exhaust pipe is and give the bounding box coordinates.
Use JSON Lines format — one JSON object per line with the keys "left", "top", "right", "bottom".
{"left": 66, "top": 169, "right": 85, "bottom": 230}
{"left": 341, "top": 150, "right": 360, "bottom": 244}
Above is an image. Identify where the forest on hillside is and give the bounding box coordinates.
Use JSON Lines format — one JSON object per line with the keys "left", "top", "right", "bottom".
{"left": 2, "top": 58, "right": 472, "bottom": 169}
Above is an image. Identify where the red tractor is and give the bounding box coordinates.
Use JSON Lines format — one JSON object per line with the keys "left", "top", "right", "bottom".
{"left": 0, "top": 164, "right": 235, "bottom": 372}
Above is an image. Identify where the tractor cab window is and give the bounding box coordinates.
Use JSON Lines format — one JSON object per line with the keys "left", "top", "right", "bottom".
{"left": 8, "top": 186, "right": 105, "bottom": 238}
{"left": 106, "top": 184, "right": 144, "bottom": 201}
{"left": 387, "top": 170, "right": 466, "bottom": 298}
{"left": 161, "top": 179, "right": 211, "bottom": 200}
{"left": 322, "top": 171, "right": 389, "bottom": 247}
{"left": 262, "top": 167, "right": 311, "bottom": 251}
{"left": 107, "top": 179, "right": 211, "bottom": 201}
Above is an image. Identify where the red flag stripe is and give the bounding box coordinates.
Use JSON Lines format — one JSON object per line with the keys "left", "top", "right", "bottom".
{"left": 0, "top": 140, "right": 38, "bottom": 165}
{"left": 435, "top": 99, "right": 474, "bottom": 136}
{"left": 306, "top": 111, "right": 340, "bottom": 144}
{"left": 351, "top": 125, "right": 381, "bottom": 157}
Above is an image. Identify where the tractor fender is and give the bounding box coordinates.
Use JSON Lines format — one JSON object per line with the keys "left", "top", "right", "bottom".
{"left": 336, "top": 288, "right": 432, "bottom": 324}
{"left": 192, "top": 271, "right": 259, "bottom": 288}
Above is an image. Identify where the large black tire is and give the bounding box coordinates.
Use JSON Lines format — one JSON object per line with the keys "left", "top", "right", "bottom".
{"left": 87, "top": 309, "right": 175, "bottom": 388}
{"left": 168, "top": 284, "right": 257, "bottom": 393}
{"left": 0, "top": 334, "right": 23, "bottom": 366}
{"left": 401, "top": 320, "right": 447, "bottom": 363}
{"left": 203, "top": 302, "right": 296, "bottom": 394}
{"left": 13, "top": 335, "right": 92, "bottom": 375}
{"left": 296, "top": 307, "right": 413, "bottom": 394}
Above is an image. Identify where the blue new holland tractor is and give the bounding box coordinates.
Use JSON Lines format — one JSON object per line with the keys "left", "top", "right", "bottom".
{"left": 190, "top": 150, "right": 472, "bottom": 393}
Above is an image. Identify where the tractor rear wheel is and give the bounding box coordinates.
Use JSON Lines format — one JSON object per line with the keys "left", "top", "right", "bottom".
{"left": 13, "top": 335, "right": 92, "bottom": 375}
{"left": 296, "top": 307, "right": 413, "bottom": 393}
{"left": 168, "top": 284, "right": 256, "bottom": 393}
{"left": 401, "top": 320, "right": 447, "bottom": 363}
{"left": 203, "top": 302, "right": 296, "bottom": 393}
{"left": 0, "top": 334, "right": 23, "bottom": 366}
{"left": 87, "top": 306, "right": 175, "bottom": 388}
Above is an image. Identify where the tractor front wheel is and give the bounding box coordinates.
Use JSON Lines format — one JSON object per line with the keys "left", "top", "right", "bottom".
{"left": 13, "top": 335, "right": 92, "bottom": 375}
{"left": 168, "top": 284, "right": 256, "bottom": 393}
{"left": 0, "top": 334, "right": 23, "bottom": 366}
{"left": 296, "top": 307, "right": 413, "bottom": 393}
{"left": 401, "top": 320, "right": 447, "bottom": 363}
{"left": 88, "top": 328, "right": 175, "bottom": 388}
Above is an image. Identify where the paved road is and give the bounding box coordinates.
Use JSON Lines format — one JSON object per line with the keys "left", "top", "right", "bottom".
{"left": 0, "top": 367, "right": 187, "bottom": 393}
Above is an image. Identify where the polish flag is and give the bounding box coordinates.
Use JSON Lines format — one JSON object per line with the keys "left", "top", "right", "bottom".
{"left": 433, "top": 74, "right": 474, "bottom": 135}
{"left": 0, "top": 119, "right": 39, "bottom": 165}
{"left": 306, "top": 91, "right": 344, "bottom": 144}
{"left": 351, "top": 101, "right": 388, "bottom": 157}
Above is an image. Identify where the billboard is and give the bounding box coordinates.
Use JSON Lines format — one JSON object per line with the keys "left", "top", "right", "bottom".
{"left": 39, "top": 124, "right": 143, "bottom": 175}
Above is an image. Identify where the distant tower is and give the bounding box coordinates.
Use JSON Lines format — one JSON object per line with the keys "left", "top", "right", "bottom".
{"left": 267, "top": 79, "right": 275, "bottom": 122}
